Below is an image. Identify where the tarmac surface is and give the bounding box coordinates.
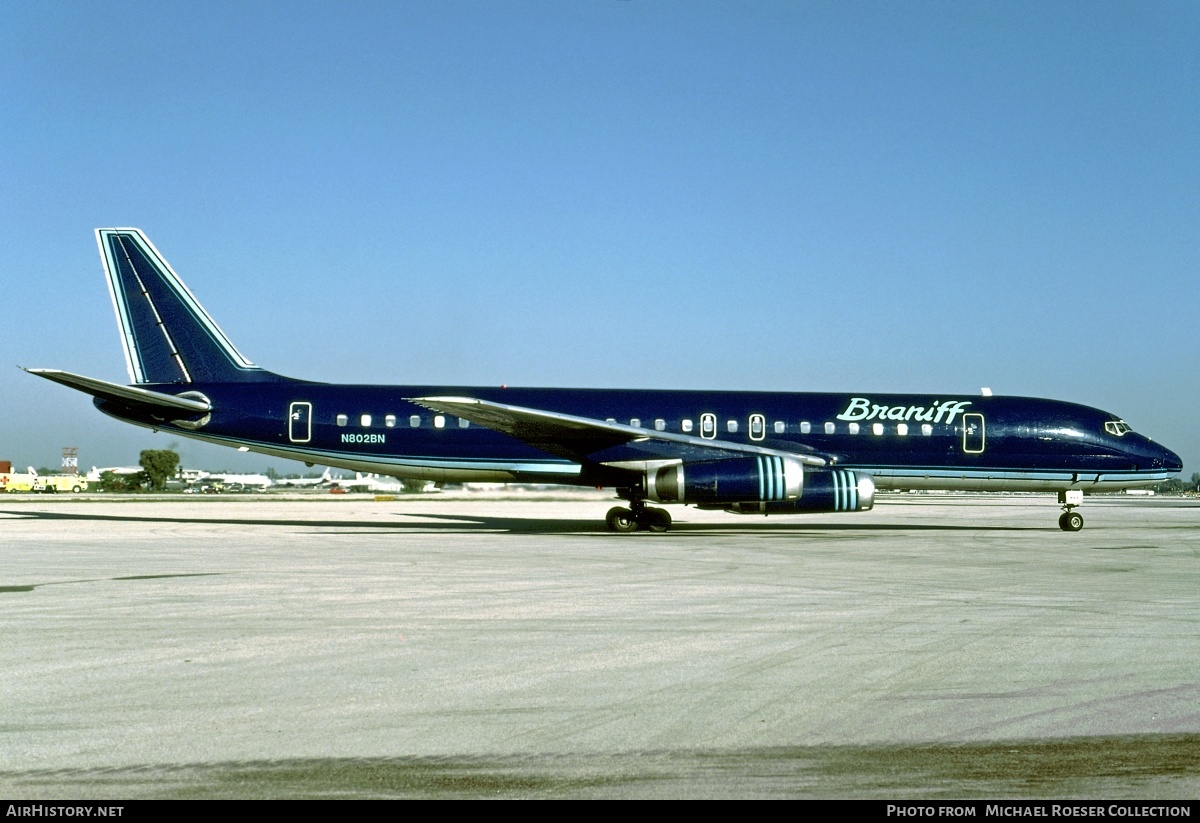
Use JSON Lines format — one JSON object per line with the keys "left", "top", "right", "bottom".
{"left": 1, "top": 491, "right": 1198, "bottom": 798}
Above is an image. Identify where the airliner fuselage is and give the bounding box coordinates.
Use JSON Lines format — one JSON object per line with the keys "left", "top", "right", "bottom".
{"left": 96, "top": 382, "right": 1178, "bottom": 494}
{"left": 27, "top": 229, "right": 1183, "bottom": 533}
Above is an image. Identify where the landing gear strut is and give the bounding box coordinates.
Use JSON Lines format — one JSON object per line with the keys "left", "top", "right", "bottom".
{"left": 606, "top": 490, "right": 672, "bottom": 533}
{"left": 1058, "top": 490, "right": 1084, "bottom": 532}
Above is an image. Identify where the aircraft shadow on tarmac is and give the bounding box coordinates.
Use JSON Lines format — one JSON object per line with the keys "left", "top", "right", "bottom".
{"left": 0, "top": 572, "right": 224, "bottom": 594}
{"left": 0, "top": 508, "right": 1039, "bottom": 534}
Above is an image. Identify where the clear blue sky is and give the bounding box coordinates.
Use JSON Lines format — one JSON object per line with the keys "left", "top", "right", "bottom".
{"left": 2, "top": 1, "right": 1197, "bottom": 475}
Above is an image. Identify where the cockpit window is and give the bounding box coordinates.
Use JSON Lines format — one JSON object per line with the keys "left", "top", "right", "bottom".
{"left": 1104, "top": 420, "right": 1132, "bottom": 437}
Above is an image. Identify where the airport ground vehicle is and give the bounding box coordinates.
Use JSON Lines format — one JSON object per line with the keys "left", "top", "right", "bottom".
{"left": 31, "top": 475, "right": 88, "bottom": 493}
{"left": 0, "top": 468, "right": 37, "bottom": 493}
{"left": 0, "top": 468, "right": 86, "bottom": 493}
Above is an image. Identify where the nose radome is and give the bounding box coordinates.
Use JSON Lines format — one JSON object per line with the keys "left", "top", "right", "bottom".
{"left": 1148, "top": 439, "right": 1184, "bottom": 471}
{"left": 1161, "top": 446, "right": 1183, "bottom": 472}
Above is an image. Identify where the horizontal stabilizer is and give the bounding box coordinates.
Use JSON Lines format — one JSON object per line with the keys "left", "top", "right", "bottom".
{"left": 23, "top": 368, "right": 212, "bottom": 412}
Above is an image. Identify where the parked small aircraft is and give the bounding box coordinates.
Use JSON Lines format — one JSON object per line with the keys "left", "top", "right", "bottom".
{"left": 273, "top": 467, "right": 337, "bottom": 488}
{"left": 26, "top": 229, "right": 1182, "bottom": 531}
{"left": 330, "top": 473, "right": 420, "bottom": 494}
{"left": 204, "top": 472, "right": 273, "bottom": 490}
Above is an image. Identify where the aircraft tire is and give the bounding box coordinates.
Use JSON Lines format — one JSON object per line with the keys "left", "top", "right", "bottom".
{"left": 1059, "top": 511, "right": 1084, "bottom": 532}
{"left": 643, "top": 507, "right": 672, "bottom": 533}
{"left": 606, "top": 507, "right": 639, "bottom": 533}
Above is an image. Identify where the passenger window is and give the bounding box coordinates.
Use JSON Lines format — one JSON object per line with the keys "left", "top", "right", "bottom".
{"left": 682, "top": 419, "right": 694, "bottom": 433}
{"left": 654, "top": 419, "right": 666, "bottom": 431}
{"left": 385, "top": 415, "right": 396, "bottom": 428}
{"left": 409, "top": 415, "right": 421, "bottom": 427}
{"left": 749, "top": 414, "right": 765, "bottom": 441}
{"left": 336, "top": 414, "right": 348, "bottom": 427}
{"left": 434, "top": 415, "right": 446, "bottom": 429}
{"left": 774, "top": 421, "right": 785, "bottom": 434}
{"left": 727, "top": 420, "right": 739, "bottom": 434}
{"left": 921, "top": 423, "right": 932, "bottom": 436}
{"left": 872, "top": 423, "right": 884, "bottom": 436}
{"left": 700, "top": 413, "right": 717, "bottom": 439}
{"left": 800, "top": 422, "right": 812, "bottom": 434}
{"left": 360, "top": 414, "right": 372, "bottom": 428}
{"left": 897, "top": 423, "right": 908, "bottom": 436}
{"left": 849, "top": 423, "right": 860, "bottom": 435}
{"left": 824, "top": 422, "right": 835, "bottom": 435}
{"left": 459, "top": 418, "right": 469, "bottom": 428}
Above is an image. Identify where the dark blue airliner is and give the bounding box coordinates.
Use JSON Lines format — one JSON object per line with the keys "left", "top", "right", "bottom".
{"left": 27, "top": 229, "right": 1181, "bottom": 532}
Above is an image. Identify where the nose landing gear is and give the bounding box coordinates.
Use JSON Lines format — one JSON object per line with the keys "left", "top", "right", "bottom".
{"left": 1058, "top": 510, "right": 1084, "bottom": 532}
{"left": 1058, "top": 490, "right": 1084, "bottom": 531}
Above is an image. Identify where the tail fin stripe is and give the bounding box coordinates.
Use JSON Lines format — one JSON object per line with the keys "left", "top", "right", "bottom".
{"left": 100, "top": 233, "right": 147, "bottom": 383}
{"left": 113, "top": 234, "right": 194, "bottom": 383}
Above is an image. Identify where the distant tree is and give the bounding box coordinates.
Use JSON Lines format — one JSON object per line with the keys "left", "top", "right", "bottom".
{"left": 266, "top": 467, "right": 279, "bottom": 481}
{"left": 1154, "top": 478, "right": 1187, "bottom": 495}
{"left": 139, "top": 450, "right": 180, "bottom": 491}
{"left": 401, "top": 479, "right": 427, "bottom": 494}
{"left": 96, "top": 470, "right": 142, "bottom": 493}
{"left": 1192, "top": 473, "right": 1200, "bottom": 492}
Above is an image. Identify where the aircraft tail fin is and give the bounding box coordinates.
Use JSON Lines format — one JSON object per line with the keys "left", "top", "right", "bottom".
{"left": 96, "top": 229, "right": 278, "bottom": 385}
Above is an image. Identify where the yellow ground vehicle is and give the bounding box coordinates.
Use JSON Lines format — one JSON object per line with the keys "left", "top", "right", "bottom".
{"left": 1, "top": 467, "right": 37, "bottom": 492}
{"left": 30, "top": 475, "right": 88, "bottom": 493}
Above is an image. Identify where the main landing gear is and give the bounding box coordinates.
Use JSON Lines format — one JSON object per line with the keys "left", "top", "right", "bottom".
{"left": 606, "top": 492, "right": 672, "bottom": 533}
{"left": 1058, "top": 490, "right": 1084, "bottom": 532}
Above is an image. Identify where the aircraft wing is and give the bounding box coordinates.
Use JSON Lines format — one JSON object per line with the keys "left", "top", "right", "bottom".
{"left": 408, "top": 395, "right": 830, "bottom": 468}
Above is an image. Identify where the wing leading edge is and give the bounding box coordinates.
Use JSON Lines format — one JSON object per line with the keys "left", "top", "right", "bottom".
{"left": 408, "top": 395, "right": 830, "bottom": 468}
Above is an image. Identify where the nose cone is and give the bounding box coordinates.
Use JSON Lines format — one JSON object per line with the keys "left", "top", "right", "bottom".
{"left": 1159, "top": 444, "right": 1183, "bottom": 473}
{"left": 1127, "top": 434, "right": 1182, "bottom": 473}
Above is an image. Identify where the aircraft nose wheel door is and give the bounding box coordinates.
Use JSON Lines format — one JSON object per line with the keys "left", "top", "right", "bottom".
{"left": 962, "top": 413, "right": 985, "bottom": 454}
{"left": 289, "top": 401, "right": 312, "bottom": 443}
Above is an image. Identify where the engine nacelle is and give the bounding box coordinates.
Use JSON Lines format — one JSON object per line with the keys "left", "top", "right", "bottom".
{"left": 645, "top": 456, "right": 805, "bottom": 505}
{"left": 723, "top": 469, "right": 875, "bottom": 514}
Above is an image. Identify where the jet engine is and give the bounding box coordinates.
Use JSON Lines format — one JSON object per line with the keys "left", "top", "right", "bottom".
{"left": 722, "top": 468, "right": 874, "bottom": 514}
{"left": 643, "top": 456, "right": 873, "bottom": 513}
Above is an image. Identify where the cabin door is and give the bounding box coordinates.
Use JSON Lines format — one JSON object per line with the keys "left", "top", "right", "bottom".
{"left": 962, "top": 413, "right": 985, "bottom": 454}
{"left": 289, "top": 401, "right": 312, "bottom": 443}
